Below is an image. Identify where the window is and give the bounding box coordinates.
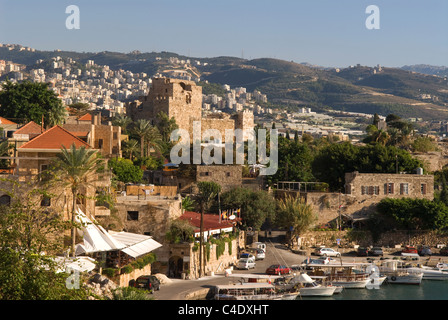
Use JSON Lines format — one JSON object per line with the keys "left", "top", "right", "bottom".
{"left": 421, "top": 184, "right": 427, "bottom": 195}
{"left": 98, "top": 139, "right": 103, "bottom": 149}
{"left": 361, "top": 186, "right": 379, "bottom": 195}
{"left": 127, "top": 211, "right": 139, "bottom": 221}
{"left": 400, "top": 183, "right": 409, "bottom": 195}
{"left": 226, "top": 172, "right": 231, "bottom": 177}
{"left": 386, "top": 183, "right": 394, "bottom": 194}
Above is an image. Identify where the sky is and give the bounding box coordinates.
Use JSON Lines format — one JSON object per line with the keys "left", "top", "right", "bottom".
{"left": 0, "top": 0, "right": 447, "bottom": 68}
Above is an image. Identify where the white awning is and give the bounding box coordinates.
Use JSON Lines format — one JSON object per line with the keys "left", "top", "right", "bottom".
{"left": 74, "top": 208, "right": 162, "bottom": 258}
{"left": 75, "top": 208, "right": 126, "bottom": 253}
{"left": 108, "top": 231, "right": 162, "bottom": 258}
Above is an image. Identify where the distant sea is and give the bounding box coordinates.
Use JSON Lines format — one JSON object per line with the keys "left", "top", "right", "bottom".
{"left": 301, "top": 280, "right": 448, "bottom": 300}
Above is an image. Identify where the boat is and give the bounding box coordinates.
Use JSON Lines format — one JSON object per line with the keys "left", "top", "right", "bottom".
{"left": 310, "top": 275, "right": 344, "bottom": 294}
{"left": 295, "top": 273, "right": 338, "bottom": 297}
{"left": 214, "top": 283, "right": 300, "bottom": 300}
{"left": 405, "top": 264, "right": 448, "bottom": 280}
{"left": 378, "top": 259, "right": 423, "bottom": 285}
{"left": 305, "top": 262, "right": 373, "bottom": 289}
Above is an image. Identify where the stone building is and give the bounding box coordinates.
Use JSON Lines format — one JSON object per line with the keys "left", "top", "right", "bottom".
{"left": 196, "top": 165, "right": 243, "bottom": 193}
{"left": 126, "top": 77, "right": 255, "bottom": 143}
{"left": 344, "top": 171, "right": 434, "bottom": 200}
{"left": 127, "top": 77, "right": 202, "bottom": 135}
{"left": 63, "top": 112, "right": 122, "bottom": 159}
{"left": 275, "top": 171, "right": 435, "bottom": 227}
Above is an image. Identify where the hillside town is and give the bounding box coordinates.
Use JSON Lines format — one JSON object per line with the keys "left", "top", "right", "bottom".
{"left": 2, "top": 42, "right": 448, "bottom": 303}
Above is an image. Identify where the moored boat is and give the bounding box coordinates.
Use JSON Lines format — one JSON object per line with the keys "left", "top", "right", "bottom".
{"left": 214, "top": 283, "right": 300, "bottom": 300}
{"left": 305, "top": 262, "right": 373, "bottom": 289}
{"left": 379, "top": 259, "right": 423, "bottom": 285}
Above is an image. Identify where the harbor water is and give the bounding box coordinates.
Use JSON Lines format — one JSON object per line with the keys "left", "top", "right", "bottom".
{"left": 302, "top": 280, "right": 448, "bottom": 300}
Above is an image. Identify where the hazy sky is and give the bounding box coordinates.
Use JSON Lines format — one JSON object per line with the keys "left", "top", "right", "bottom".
{"left": 0, "top": 0, "right": 447, "bottom": 68}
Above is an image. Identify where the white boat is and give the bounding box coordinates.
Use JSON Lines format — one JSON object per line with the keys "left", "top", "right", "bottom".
{"left": 214, "top": 283, "right": 300, "bottom": 300}
{"left": 406, "top": 265, "right": 448, "bottom": 280}
{"left": 305, "top": 262, "right": 373, "bottom": 289}
{"left": 310, "top": 275, "right": 344, "bottom": 294}
{"left": 295, "top": 273, "right": 337, "bottom": 297}
{"left": 379, "top": 260, "right": 423, "bottom": 285}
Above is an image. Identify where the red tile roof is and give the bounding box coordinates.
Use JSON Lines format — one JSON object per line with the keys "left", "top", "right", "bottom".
{"left": 13, "top": 121, "right": 42, "bottom": 136}
{"left": 19, "top": 125, "right": 91, "bottom": 150}
{"left": 179, "top": 211, "right": 239, "bottom": 233}
{"left": 0, "top": 116, "right": 17, "bottom": 125}
{"left": 77, "top": 113, "right": 92, "bottom": 121}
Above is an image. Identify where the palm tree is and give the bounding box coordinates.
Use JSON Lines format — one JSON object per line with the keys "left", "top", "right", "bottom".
{"left": 112, "top": 113, "right": 132, "bottom": 134}
{"left": 122, "top": 139, "right": 140, "bottom": 161}
{"left": 277, "top": 195, "right": 317, "bottom": 249}
{"left": 196, "top": 181, "right": 221, "bottom": 278}
{"left": 144, "top": 126, "right": 163, "bottom": 158}
{"left": 50, "top": 143, "right": 102, "bottom": 257}
{"left": 132, "top": 119, "right": 152, "bottom": 157}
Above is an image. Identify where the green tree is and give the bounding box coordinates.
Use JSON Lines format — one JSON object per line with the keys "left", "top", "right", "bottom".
{"left": 377, "top": 198, "right": 448, "bottom": 231}
{"left": 109, "top": 158, "right": 143, "bottom": 184}
{"left": 220, "top": 187, "right": 277, "bottom": 231}
{"left": 268, "top": 136, "right": 314, "bottom": 185}
{"left": 0, "top": 80, "right": 66, "bottom": 126}
{"left": 122, "top": 139, "right": 140, "bottom": 161}
{"left": 112, "top": 113, "right": 132, "bottom": 135}
{"left": 67, "top": 102, "right": 91, "bottom": 117}
{"left": 50, "top": 144, "right": 102, "bottom": 256}
{"left": 0, "top": 180, "right": 90, "bottom": 300}
{"left": 412, "top": 136, "right": 437, "bottom": 153}
{"left": 276, "top": 195, "right": 317, "bottom": 248}
{"left": 196, "top": 181, "right": 221, "bottom": 278}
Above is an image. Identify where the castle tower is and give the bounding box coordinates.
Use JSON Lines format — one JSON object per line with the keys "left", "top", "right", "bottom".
{"left": 128, "top": 77, "right": 202, "bottom": 135}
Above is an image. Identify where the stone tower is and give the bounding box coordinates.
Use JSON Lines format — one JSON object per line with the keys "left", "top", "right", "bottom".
{"left": 127, "top": 77, "right": 202, "bottom": 135}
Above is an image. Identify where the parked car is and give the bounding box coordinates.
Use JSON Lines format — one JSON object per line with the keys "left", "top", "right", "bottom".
{"left": 131, "top": 275, "right": 160, "bottom": 293}
{"left": 239, "top": 252, "right": 256, "bottom": 260}
{"left": 254, "top": 249, "right": 266, "bottom": 260}
{"left": 302, "top": 257, "right": 334, "bottom": 265}
{"left": 402, "top": 245, "right": 418, "bottom": 254}
{"left": 237, "top": 258, "right": 256, "bottom": 270}
{"left": 356, "top": 247, "right": 369, "bottom": 257}
{"left": 368, "top": 247, "right": 384, "bottom": 256}
{"left": 440, "top": 246, "right": 448, "bottom": 256}
{"left": 265, "top": 264, "right": 291, "bottom": 275}
{"left": 314, "top": 247, "right": 341, "bottom": 257}
{"left": 418, "top": 246, "right": 432, "bottom": 256}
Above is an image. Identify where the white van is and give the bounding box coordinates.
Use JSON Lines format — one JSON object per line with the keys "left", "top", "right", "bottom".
{"left": 252, "top": 242, "right": 266, "bottom": 252}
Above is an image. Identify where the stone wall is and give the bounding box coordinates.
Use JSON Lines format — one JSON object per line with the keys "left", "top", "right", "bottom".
{"left": 196, "top": 165, "right": 242, "bottom": 193}
{"left": 114, "top": 263, "right": 152, "bottom": 287}
{"left": 299, "top": 230, "right": 448, "bottom": 250}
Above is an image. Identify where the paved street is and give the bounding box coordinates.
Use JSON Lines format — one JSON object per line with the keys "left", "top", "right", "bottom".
{"left": 152, "top": 240, "right": 320, "bottom": 300}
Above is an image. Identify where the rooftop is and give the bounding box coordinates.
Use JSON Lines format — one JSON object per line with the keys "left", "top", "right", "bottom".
{"left": 19, "top": 125, "right": 91, "bottom": 150}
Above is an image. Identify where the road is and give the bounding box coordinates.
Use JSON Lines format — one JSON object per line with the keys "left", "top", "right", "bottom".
{"left": 152, "top": 241, "right": 320, "bottom": 300}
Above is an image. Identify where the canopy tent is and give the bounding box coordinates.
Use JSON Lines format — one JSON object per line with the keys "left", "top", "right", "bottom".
{"left": 54, "top": 256, "right": 97, "bottom": 273}
{"left": 74, "top": 208, "right": 162, "bottom": 258}
{"left": 108, "top": 230, "right": 162, "bottom": 258}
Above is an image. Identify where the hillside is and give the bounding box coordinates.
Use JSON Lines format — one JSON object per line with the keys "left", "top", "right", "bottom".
{"left": 2, "top": 45, "right": 448, "bottom": 120}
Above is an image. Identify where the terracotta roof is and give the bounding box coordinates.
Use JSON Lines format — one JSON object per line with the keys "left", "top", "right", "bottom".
{"left": 179, "top": 211, "right": 239, "bottom": 233}
{"left": 77, "top": 113, "right": 92, "bottom": 121}
{"left": 19, "top": 125, "right": 91, "bottom": 150}
{"left": 13, "top": 121, "right": 42, "bottom": 136}
{"left": 0, "top": 116, "right": 17, "bottom": 125}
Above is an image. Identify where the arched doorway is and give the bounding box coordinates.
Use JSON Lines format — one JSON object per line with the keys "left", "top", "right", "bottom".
{"left": 168, "top": 256, "right": 183, "bottom": 278}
